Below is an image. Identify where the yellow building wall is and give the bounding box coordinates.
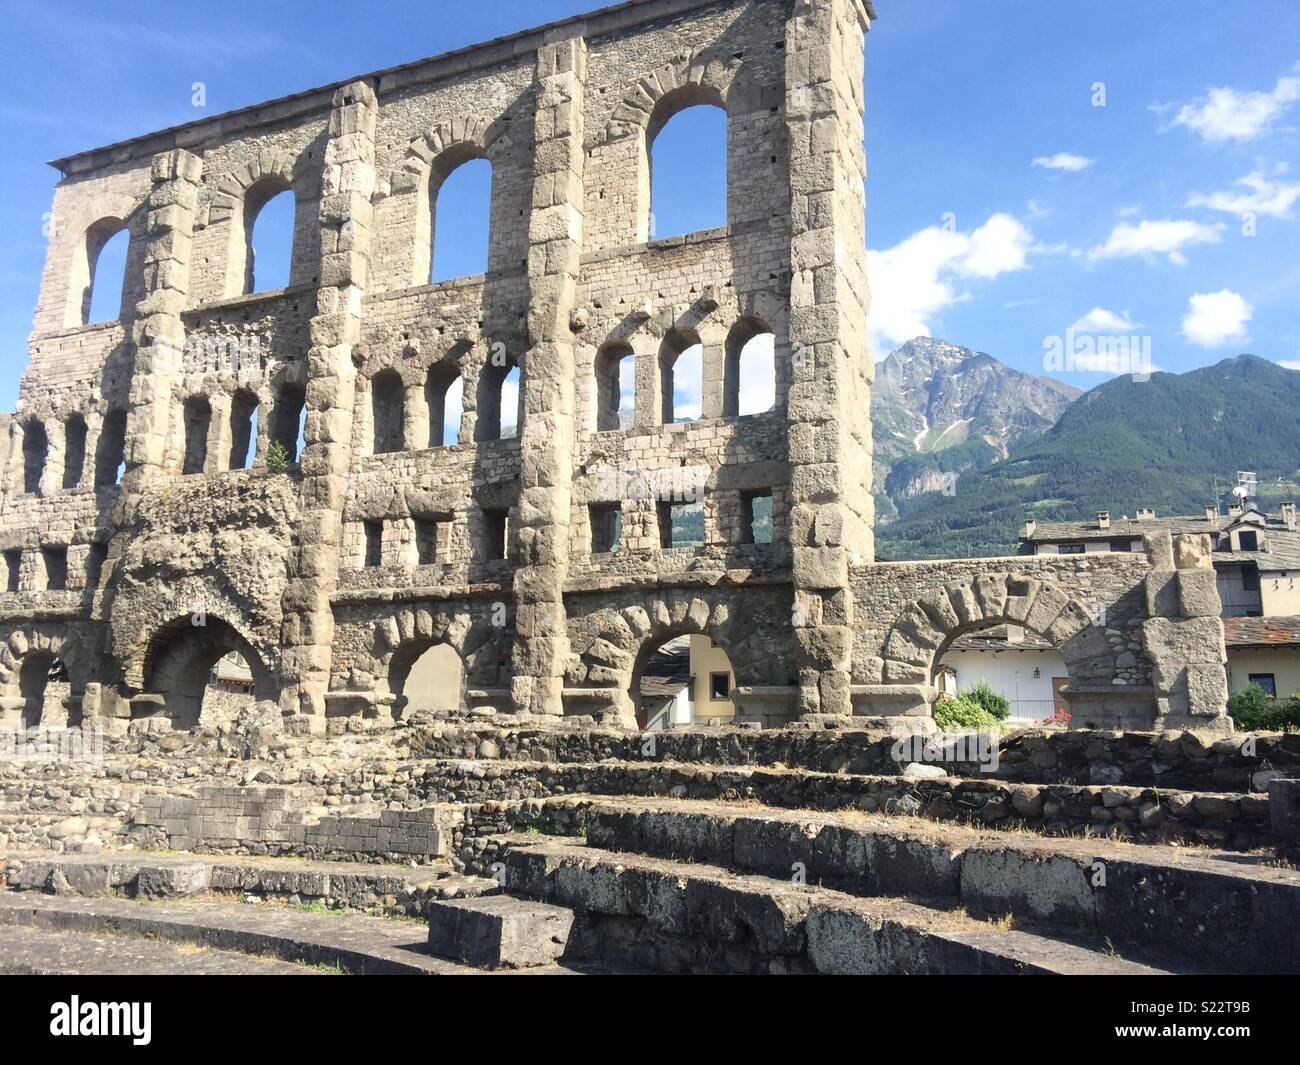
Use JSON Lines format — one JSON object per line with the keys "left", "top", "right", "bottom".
{"left": 689, "top": 634, "right": 735, "bottom": 722}
{"left": 1227, "top": 647, "right": 1300, "bottom": 699}
{"left": 1260, "top": 572, "right": 1300, "bottom": 615}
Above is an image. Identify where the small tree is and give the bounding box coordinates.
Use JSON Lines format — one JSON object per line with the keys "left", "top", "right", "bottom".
{"left": 265, "top": 440, "right": 290, "bottom": 474}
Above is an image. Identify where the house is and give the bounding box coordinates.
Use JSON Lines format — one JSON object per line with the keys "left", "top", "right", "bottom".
{"left": 934, "top": 624, "right": 1070, "bottom": 722}
{"left": 637, "top": 634, "right": 737, "bottom": 730}
{"left": 1020, "top": 499, "right": 1300, "bottom": 699}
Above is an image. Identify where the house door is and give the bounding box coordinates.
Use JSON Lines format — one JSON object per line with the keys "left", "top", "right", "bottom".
{"left": 1051, "top": 677, "right": 1069, "bottom": 716}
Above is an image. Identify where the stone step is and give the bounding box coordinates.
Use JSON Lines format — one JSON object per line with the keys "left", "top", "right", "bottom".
{"left": 0, "top": 891, "right": 507, "bottom": 975}
{"left": 574, "top": 796, "right": 1300, "bottom": 974}
{"left": 421, "top": 757, "right": 1268, "bottom": 850}
{"left": 409, "top": 721, "right": 1297, "bottom": 793}
{"left": 2, "top": 850, "right": 497, "bottom": 917}
{"left": 0, "top": 924, "right": 329, "bottom": 975}
{"left": 495, "top": 835, "right": 1174, "bottom": 975}
{"left": 426, "top": 895, "right": 576, "bottom": 970}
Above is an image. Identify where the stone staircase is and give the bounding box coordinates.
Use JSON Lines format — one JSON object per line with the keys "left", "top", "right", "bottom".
{"left": 421, "top": 795, "right": 1300, "bottom": 975}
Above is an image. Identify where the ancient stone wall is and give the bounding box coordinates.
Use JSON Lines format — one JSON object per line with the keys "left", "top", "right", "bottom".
{"left": 0, "top": 0, "right": 1228, "bottom": 734}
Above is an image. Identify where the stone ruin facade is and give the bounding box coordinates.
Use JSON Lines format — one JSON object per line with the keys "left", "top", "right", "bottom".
{"left": 0, "top": 0, "right": 1230, "bottom": 738}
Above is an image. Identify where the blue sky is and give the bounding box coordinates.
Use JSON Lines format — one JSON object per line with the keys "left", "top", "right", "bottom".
{"left": 1, "top": 0, "right": 1298, "bottom": 414}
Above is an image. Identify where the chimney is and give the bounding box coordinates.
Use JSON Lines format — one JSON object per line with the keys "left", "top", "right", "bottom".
{"left": 1283, "top": 501, "right": 1297, "bottom": 531}
{"left": 1097, "top": 511, "right": 1111, "bottom": 530}
{"left": 1229, "top": 502, "right": 1243, "bottom": 518}
{"left": 1024, "top": 516, "right": 1036, "bottom": 536}
{"left": 1136, "top": 507, "right": 1155, "bottom": 521}
{"left": 1205, "top": 505, "right": 1218, "bottom": 522}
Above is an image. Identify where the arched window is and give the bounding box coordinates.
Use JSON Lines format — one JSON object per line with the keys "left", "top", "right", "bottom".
{"left": 83, "top": 219, "right": 130, "bottom": 325}
{"left": 62, "top": 414, "right": 87, "bottom": 489}
{"left": 22, "top": 422, "right": 47, "bottom": 494}
{"left": 725, "top": 321, "right": 777, "bottom": 417}
{"left": 648, "top": 102, "right": 727, "bottom": 240}
{"left": 594, "top": 342, "right": 634, "bottom": 432}
{"left": 269, "top": 384, "right": 306, "bottom": 463}
{"left": 94, "top": 409, "right": 128, "bottom": 487}
{"left": 659, "top": 332, "right": 703, "bottom": 424}
{"left": 430, "top": 155, "right": 492, "bottom": 283}
{"left": 371, "top": 369, "right": 405, "bottom": 454}
{"left": 182, "top": 396, "right": 211, "bottom": 475}
{"left": 228, "top": 389, "right": 260, "bottom": 470}
{"left": 241, "top": 179, "right": 296, "bottom": 295}
{"left": 476, "top": 360, "right": 520, "bottom": 442}
{"left": 426, "top": 364, "right": 464, "bottom": 448}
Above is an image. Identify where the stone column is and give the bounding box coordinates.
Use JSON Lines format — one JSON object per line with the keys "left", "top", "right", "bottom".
{"left": 1142, "top": 531, "right": 1231, "bottom": 732}
{"left": 783, "top": 0, "right": 875, "bottom": 718}
{"left": 123, "top": 149, "right": 203, "bottom": 486}
{"left": 510, "top": 35, "right": 588, "bottom": 717}
{"left": 279, "top": 80, "right": 377, "bottom": 729}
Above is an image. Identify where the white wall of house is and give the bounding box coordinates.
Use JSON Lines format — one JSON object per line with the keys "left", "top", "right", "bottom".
{"left": 940, "top": 647, "right": 1068, "bottom": 720}
{"left": 1261, "top": 571, "right": 1300, "bottom": 615}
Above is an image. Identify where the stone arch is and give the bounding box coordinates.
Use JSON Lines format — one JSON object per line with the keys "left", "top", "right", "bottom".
{"left": 135, "top": 615, "right": 274, "bottom": 728}
{"left": 391, "top": 115, "right": 511, "bottom": 286}
{"left": 724, "top": 315, "right": 777, "bottom": 418}
{"left": 598, "top": 50, "right": 744, "bottom": 147}
{"left": 0, "top": 627, "right": 95, "bottom": 729}
{"left": 57, "top": 192, "right": 147, "bottom": 329}
{"left": 357, "top": 605, "right": 511, "bottom": 716}
{"left": 879, "top": 574, "right": 1118, "bottom": 701}
{"left": 569, "top": 593, "right": 783, "bottom": 723}
{"left": 205, "top": 148, "right": 318, "bottom": 298}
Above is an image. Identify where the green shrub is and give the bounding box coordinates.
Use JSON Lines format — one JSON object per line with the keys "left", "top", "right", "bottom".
{"left": 1227, "top": 684, "right": 1300, "bottom": 732}
{"left": 933, "top": 694, "right": 1001, "bottom": 731}
{"left": 960, "top": 678, "right": 1010, "bottom": 722}
{"left": 265, "top": 440, "right": 290, "bottom": 474}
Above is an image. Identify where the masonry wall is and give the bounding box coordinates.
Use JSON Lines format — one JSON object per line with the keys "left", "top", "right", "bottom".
{"left": 0, "top": 0, "right": 1229, "bottom": 736}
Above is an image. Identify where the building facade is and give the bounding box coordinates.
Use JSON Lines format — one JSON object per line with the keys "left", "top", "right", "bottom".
{"left": 0, "top": 0, "right": 1231, "bottom": 735}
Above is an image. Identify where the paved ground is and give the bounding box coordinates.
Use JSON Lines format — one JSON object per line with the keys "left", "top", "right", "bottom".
{"left": 0, "top": 924, "right": 327, "bottom": 975}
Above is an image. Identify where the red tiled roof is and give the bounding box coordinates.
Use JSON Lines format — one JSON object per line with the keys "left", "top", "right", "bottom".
{"left": 1223, "top": 615, "right": 1300, "bottom": 648}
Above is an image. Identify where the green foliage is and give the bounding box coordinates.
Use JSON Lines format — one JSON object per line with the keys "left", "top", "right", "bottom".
{"left": 1228, "top": 684, "right": 1300, "bottom": 733}
{"left": 933, "top": 694, "right": 1001, "bottom": 731}
{"left": 961, "top": 678, "right": 1011, "bottom": 721}
{"left": 876, "top": 355, "right": 1300, "bottom": 560}
{"left": 265, "top": 440, "right": 290, "bottom": 474}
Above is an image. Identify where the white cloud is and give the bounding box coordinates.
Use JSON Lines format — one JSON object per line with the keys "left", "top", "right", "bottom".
{"left": 1180, "top": 290, "right": 1253, "bottom": 348}
{"left": 1168, "top": 66, "right": 1300, "bottom": 144}
{"left": 1188, "top": 166, "right": 1300, "bottom": 219}
{"left": 1279, "top": 359, "right": 1300, "bottom": 371}
{"left": 1070, "top": 308, "right": 1141, "bottom": 333}
{"left": 1084, "top": 218, "right": 1223, "bottom": 265}
{"left": 1032, "top": 152, "right": 1094, "bottom": 172}
{"left": 866, "top": 214, "right": 1033, "bottom": 351}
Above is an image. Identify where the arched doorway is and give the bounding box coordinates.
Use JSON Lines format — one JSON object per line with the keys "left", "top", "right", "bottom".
{"left": 17, "top": 653, "right": 73, "bottom": 729}
{"left": 140, "top": 617, "right": 272, "bottom": 729}
{"left": 632, "top": 632, "right": 736, "bottom": 731}
{"left": 387, "top": 640, "right": 464, "bottom": 719}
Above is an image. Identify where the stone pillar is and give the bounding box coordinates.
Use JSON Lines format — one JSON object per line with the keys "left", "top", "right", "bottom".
{"left": 123, "top": 149, "right": 203, "bottom": 486}
{"left": 510, "top": 35, "right": 588, "bottom": 717}
{"left": 279, "top": 80, "right": 378, "bottom": 729}
{"left": 207, "top": 391, "right": 232, "bottom": 475}
{"left": 1141, "top": 531, "right": 1232, "bottom": 732}
{"left": 783, "top": 0, "right": 875, "bottom": 718}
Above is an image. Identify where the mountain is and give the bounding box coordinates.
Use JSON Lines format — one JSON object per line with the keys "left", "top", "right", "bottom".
{"left": 875, "top": 354, "right": 1300, "bottom": 560}
{"left": 871, "top": 337, "right": 1080, "bottom": 521}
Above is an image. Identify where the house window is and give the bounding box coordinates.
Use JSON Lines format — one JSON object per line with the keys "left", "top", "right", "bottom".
{"left": 1058, "top": 544, "right": 1085, "bottom": 555}
{"left": 1241, "top": 566, "right": 1260, "bottom": 592}
{"left": 590, "top": 503, "right": 622, "bottom": 554}
{"left": 1109, "top": 540, "right": 1132, "bottom": 553}
{"left": 1249, "top": 673, "right": 1277, "bottom": 697}
{"left": 709, "top": 672, "right": 730, "bottom": 701}
{"left": 1238, "top": 530, "right": 1258, "bottom": 551}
